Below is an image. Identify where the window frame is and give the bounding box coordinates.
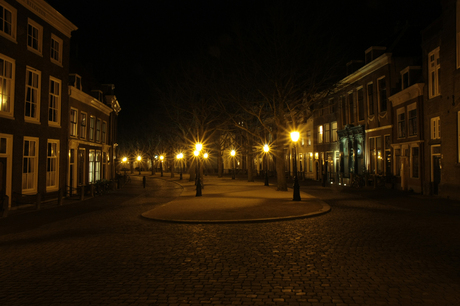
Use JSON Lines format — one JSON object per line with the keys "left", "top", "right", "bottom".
{"left": 48, "top": 77, "right": 61, "bottom": 127}
{"left": 331, "top": 121, "right": 337, "bottom": 142}
{"left": 80, "top": 112, "right": 87, "bottom": 139}
{"left": 0, "top": 1, "right": 16, "bottom": 41}
{"left": 324, "top": 123, "right": 330, "bottom": 143}
{"left": 46, "top": 139, "right": 60, "bottom": 191}
{"left": 22, "top": 137, "right": 39, "bottom": 194}
{"left": 50, "top": 34, "right": 63, "bottom": 66}
{"left": 24, "top": 66, "right": 41, "bottom": 123}
{"left": 357, "top": 86, "right": 364, "bottom": 121}
{"left": 27, "top": 18, "right": 43, "bottom": 55}
{"left": 397, "top": 107, "right": 406, "bottom": 139}
{"left": 102, "top": 120, "right": 107, "bottom": 144}
{"left": 431, "top": 116, "right": 441, "bottom": 140}
{"left": 96, "top": 118, "right": 101, "bottom": 142}
{"left": 70, "top": 108, "right": 78, "bottom": 137}
{"left": 348, "top": 91, "right": 354, "bottom": 124}
{"left": 89, "top": 116, "right": 95, "bottom": 141}
{"left": 88, "top": 149, "right": 95, "bottom": 184}
{"left": 428, "top": 47, "right": 441, "bottom": 98}
{"left": 317, "top": 125, "right": 323, "bottom": 144}
{"left": 408, "top": 103, "right": 417, "bottom": 137}
{"left": 0, "top": 53, "right": 15, "bottom": 117}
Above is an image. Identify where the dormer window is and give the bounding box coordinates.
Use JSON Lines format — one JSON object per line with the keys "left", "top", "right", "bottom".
{"left": 365, "top": 46, "right": 386, "bottom": 64}
{"left": 400, "top": 66, "right": 421, "bottom": 90}
{"left": 69, "top": 74, "right": 82, "bottom": 91}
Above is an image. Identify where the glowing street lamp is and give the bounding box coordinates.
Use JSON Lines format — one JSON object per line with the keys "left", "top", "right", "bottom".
{"left": 290, "top": 131, "right": 301, "bottom": 201}
{"left": 160, "top": 155, "right": 164, "bottom": 177}
{"left": 231, "top": 150, "right": 236, "bottom": 179}
{"left": 137, "top": 155, "right": 142, "bottom": 175}
{"left": 203, "top": 152, "right": 208, "bottom": 176}
{"left": 176, "top": 153, "right": 184, "bottom": 180}
{"left": 263, "top": 144, "right": 269, "bottom": 186}
{"left": 122, "top": 157, "right": 128, "bottom": 175}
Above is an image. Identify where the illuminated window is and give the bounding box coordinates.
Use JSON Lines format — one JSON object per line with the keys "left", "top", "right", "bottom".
{"left": 22, "top": 137, "right": 38, "bottom": 193}
{"left": 331, "top": 121, "right": 337, "bottom": 141}
{"left": 95, "top": 150, "right": 101, "bottom": 181}
{"left": 428, "top": 47, "right": 440, "bottom": 98}
{"left": 317, "top": 125, "right": 323, "bottom": 143}
{"left": 431, "top": 116, "right": 441, "bottom": 139}
{"left": 25, "top": 67, "right": 40, "bottom": 122}
{"left": 70, "top": 109, "right": 77, "bottom": 137}
{"left": 49, "top": 77, "right": 61, "bottom": 125}
{"left": 46, "top": 140, "right": 59, "bottom": 190}
{"left": 50, "top": 34, "right": 63, "bottom": 65}
{"left": 0, "top": 1, "right": 16, "bottom": 40}
{"left": 27, "top": 19, "right": 42, "bottom": 54}
{"left": 80, "top": 112, "right": 87, "bottom": 139}
{"left": 88, "top": 150, "right": 95, "bottom": 183}
{"left": 0, "top": 54, "right": 14, "bottom": 116}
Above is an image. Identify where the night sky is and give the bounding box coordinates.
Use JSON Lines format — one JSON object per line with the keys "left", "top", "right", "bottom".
{"left": 45, "top": 0, "right": 441, "bottom": 139}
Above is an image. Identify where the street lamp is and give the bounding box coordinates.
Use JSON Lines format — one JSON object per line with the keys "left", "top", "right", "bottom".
{"left": 137, "top": 155, "right": 142, "bottom": 175}
{"left": 231, "top": 150, "right": 236, "bottom": 179}
{"left": 291, "top": 131, "right": 301, "bottom": 201}
{"left": 203, "top": 152, "right": 208, "bottom": 176}
{"left": 263, "top": 144, "right": 269, "bottom": 186}
{"left": 176, "top": 153, "right": 183, "bottom": 180}
{"left": 195, "top": 143, "right": 202, "bottom": 196}
{"left": 122, "top": 157, "right": 128, "bottom": 176}
{"left": 160, "top": 155, "right": 164, "bottom": 177}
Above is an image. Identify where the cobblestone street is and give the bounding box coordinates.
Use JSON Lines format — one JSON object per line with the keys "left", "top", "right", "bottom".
{"left": 1, "top": 175, "right": 459, "bottom": 305}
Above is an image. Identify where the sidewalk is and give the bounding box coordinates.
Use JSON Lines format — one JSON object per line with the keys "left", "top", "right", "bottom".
{"left": 141, "top": 174, "right": 331, "bottom": 223}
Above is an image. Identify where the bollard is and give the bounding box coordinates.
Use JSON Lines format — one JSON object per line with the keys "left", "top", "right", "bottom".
{"left": 143, "top": 176, "right": 146, "bottom": 188}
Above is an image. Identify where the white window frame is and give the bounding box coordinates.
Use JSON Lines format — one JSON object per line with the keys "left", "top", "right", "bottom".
{"left": 27, "top": 18, "right": 43, "bottom": 55}
{"left": 88, "top": 149, "right": 95, "bottom": 184}
{"left": 331, "top": 121, "right": 337, "bottom": 142}
{"left": 317, "top": 125, "right": 323, "bottom": 144}
{"left": 24, "top": 67, "right": 41, "bottom": 123}
{"left": 80, "top": 112, "right": 87, "bottom": 139}
{"left": 0, "top": 53, "right": 15, "bottom": 117}
{"left": 48, "top": 77, "right": 61, "bottom": 127}
{"left": 50, "top": 34, "right": 63, "bottom": 66}
{"left": 431, "top": 116, "right": 441, "bottom": 140}
{"left": 0, "top": 1, "right": 16, "bottom": 41}
{"left": 428, "top": 47, "right": 441, "bottom": 98}
{"left": 46, "top": 139, "right": 60, "bottom": 191}
{"left": 397, "top": 107, "right": 406, "bottom": 139}
{"left": 70, "top": 108, "right": 78, "bottom": 137}
{"left": 22, "top": 137, "right": 39, "bottom": 194}
{"left": 89, "top": 116, "right": 95, "bottom": 141}
{"left": 95, "top": 150, "right": 101, "bottom": 181}
{"left": 407, "top": 102, "right": 417, "bottom": 137}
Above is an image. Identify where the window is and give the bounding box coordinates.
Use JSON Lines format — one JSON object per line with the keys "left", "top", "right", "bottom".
{"left": 411, "top": 147, "right": 419, "bottom": 178}
{"left": 80, "top": 112, "right": 87, "bottom": 139}
{"left": 27, "top": 19, "right": 42, "bottom": 54}
{"left": 96, "top": 118, "right": 101, "bottom": 142}
{"left": 0, "top": 1, "right": 16, "bottom": 40}
{"left": 0, "top": 54, "right": 14, "bottom": 116}
{"left": 25, "top": 67, "right": 40, "bottom": 122}
{"left": 348, "top": 92, "right": 354, "bottom": 123}
{"left": 397, "top": 108, "right": 406, "bottom": 138}
{"left": 95, "top": 150, "right": 101, "bottom": 181}
{"left": 341, "top": 95, "right": 347, "bottom": 125}
{"left": 46, "top": 140, "right": 59, "bottom": 190}
{"left": 331, "top": 121, "right": 337, "bottom": 142}
{"left": 307, "top": 130, "right": 311, "bottom": 146}
{"left": 378, "top": 77, "right": 387, "bottom": 112}
{"left": 408, "top": 104, "right": 417, "bottom": 136}
{"left": 324, "top": 123, "right": 330, "bottom": 143}
{"left": 49, "top": 77, "right": 61, "bottom": 125}
{"left": 431, "top": 116, "right": 441, "bottom": 139}
{"left": 428, "top": 47, "right": 440, "bottom": 98}
{"left": 88, "top": 150, "right": 95, "bottom": 183}
{"left": 70, "top": 109, "right": 77, "bottom": 137}
{"left": 317, "top": 125, "right": 323, "bottom": 143}
{"left": 50, "top": 34, "right": 63, "bottom": 65}
{"left": 22, "top": 137, "right": 38, "bottom": 193}
{"left": 367, "top": 83, "right": 374, "bottom": 115}
{"left": 89, "top": 116, "right": 95, "bottom": 141}
{"left": 102, "top": 121, "right": 107, "bottom": 144}
{"left": 357, "top": 87, "right": 364, "bottom": 121}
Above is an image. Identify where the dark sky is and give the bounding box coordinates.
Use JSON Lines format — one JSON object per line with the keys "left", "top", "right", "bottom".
{"left": 45, "top": 0, "right": 442, "bottom": 136}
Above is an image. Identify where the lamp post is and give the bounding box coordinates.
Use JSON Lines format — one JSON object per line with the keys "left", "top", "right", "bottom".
{"left": 160, "top": 155, "right": 164, "bottom": 177}
{"left": 291, "top": 131, "right": 301, "bottom": 201}
{"left": 231, "top": 150, "right": 236, "bottom": 179}
{"left": 263, "top": 144, "right": 269, "bottom": 186}
{"left": 176, "top": 153, "right": 183, "bottom": 180}
{"left": 203, "top": 152, "right": 208, "bottom": 176}
{"left": 137, "top": 155, "right": 142, "bottom": 175}
{"left": 194, "top": 143, "right": 202, "bottom": 196}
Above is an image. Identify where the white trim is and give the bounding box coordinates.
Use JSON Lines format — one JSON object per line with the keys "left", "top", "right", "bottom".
{"left": 50, "top": 33, "right": 63, "bottom": 66}
{"left": 0, "top": 52, "right": 15, "bottom": 118}
{"left": 24, "top": 66, "right": 41, "bottom": 123}
{"left": 365, "top": 125, "right": 392, "bottom": 133}
{"left": 428, "top": 47, "right": 441, "bottom": 98}
{"left": 340, "top": 53, "right": 391, "bottom": 85}
{"left": 0, "top": 1, "right": 17, "bottom": 42}
{"left": 46, "top": 139, "right": 60, "bottom": 191}
{"left": 22, "top": 136, "right": 39, "bottom": 194}
{"left": 48, "top": 76, "right": 61, "bottom": 127}
{"left": 69, "top": 87, "right": 112, "bottom": 115}
{"left": 27, "top": 18, "right": 43, "bottom": 55}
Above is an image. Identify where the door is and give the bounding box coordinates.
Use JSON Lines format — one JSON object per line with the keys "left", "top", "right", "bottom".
{"left": 433, "top": 155, "right": 441, "bottom": 195}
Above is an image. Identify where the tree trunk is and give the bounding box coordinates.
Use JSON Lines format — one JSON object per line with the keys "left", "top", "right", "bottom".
{"left": 273, "top": 131, "right": 287, "bottom": 191}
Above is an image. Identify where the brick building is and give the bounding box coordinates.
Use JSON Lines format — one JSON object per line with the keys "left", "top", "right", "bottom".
{"left": 0, "top": 0, "right": 77, "bottom": 209}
